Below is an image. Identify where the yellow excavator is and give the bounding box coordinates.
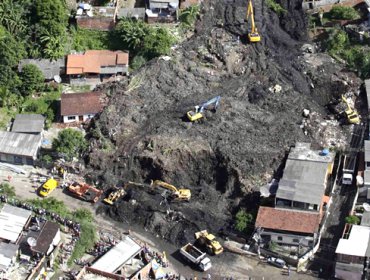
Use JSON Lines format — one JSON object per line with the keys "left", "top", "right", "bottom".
{"left": 103, "top": 188, "right": 126, "bottom": 205}
{"left": 246, "top": 0, "right": 260, "bottom": 42}
{"left": 150, "top": 180, "right": 191, "bottom": 201}
{"left": 341, "top": 95, "right": 360, "bottom": 125}
{"left": 194, "top": 230, "right": 224, "bottom": 255}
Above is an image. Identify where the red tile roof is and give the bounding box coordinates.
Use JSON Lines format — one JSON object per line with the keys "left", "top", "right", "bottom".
{"left": 66, "top": 50, "right": 129, "bottom": 75}
{"left": 61, "top": 92, "right": 103, "bottom": 116}
{"left": 255, "top": 206, "right": 321, "bottom": 234}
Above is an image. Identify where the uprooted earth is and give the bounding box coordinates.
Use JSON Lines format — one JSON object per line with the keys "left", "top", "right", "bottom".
{"left": 85, "top": 0, "right": 362, "bottom": 245}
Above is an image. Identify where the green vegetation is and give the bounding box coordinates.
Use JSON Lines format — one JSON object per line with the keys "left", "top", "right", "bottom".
{"left": 325, "top": 28, "right": 370, "bottom": 78}
{"left": 18, "top": 64, "right": 45, "bottom": 97}
{"left": 234, "top": 209, "right": 254, "bottom": 233}
{"left": 328, "top": 6, "right": 360, "bottom": 20}
{"left": 22, "top": 90, "right": 61, "bottom": 128}
{"left": 70, "top": 28, "right": 110, "bottom": 51}
{"left": 179, "top": 5, "right": 200, "bottom": 29}
{"left": 52, "top": 128, "right": 88, "bottom": 160}
{"left": 26, "top": 197, "right": 97, "bottom": 265}
{"left": 0, "top": 183, "right": 15, "bottom": 197}
{"left": 345, "top": 215, "right": 360, "bottom": 225}
{"left": 265, "top": 0, "right": 287, "bottom": 15}
{"left": 114, "top": 18, "right": 176, "bottom": 60}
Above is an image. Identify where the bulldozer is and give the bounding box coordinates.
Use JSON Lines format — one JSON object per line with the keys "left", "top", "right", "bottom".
{"left": 103, "top": 188, "right": 126, "bottom": 205}
{"left": 150, "top": 180, "right": 191, "bottom": 201}
{"left": 341, "top": 95, "right": 360, "bottom": 125}
{"left": 194, "top": 230, "right": 224, "bottom": 255}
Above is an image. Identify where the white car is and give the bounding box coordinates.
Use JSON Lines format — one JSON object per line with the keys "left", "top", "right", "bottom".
{"left": 267, "top": 256, "right": 286, "bottom": 268}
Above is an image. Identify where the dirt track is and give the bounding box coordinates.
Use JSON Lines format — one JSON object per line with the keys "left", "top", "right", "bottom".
{"left": 86, "top": 0, "right": 360, "bottom": 246}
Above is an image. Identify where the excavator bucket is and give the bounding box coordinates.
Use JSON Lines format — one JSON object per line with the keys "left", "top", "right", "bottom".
{"left": 249, "top": 33, "right": 261, "bottom": 42}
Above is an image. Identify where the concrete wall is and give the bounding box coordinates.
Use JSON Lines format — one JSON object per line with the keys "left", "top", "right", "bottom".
{"left": 76, "top": 17, "right": 116, "bottom": 31}
{"left": 303, "top": 0, "right": 366, "bottom": 13}
{"left": 0, "top": 153, "right": 34, "bottom": 165}
{"left": 262, "top": 231, "right": 314, "bottom": 247}
{"left": 63, "top": 114, "right": 95, "bottom": 123}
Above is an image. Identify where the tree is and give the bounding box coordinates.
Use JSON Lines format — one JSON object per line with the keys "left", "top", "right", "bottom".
{"left": 0, "top": 183, "right": 15, "bottom": 197}
{"left": 142, "top": 27, "right": 175, "bottom": 59}
{"left": 30, "top": 0, "right": 68, "bottom": 59}
{"left": 179, "top": 5, "right": 200, "bottom": 28}
{"left": 52, "top": 129, "right": 88, "bottom": 160}
{"left": 19, "top": 64, "right": 44, "bottom": 96}
{"left": 115, "top": 19, "right": 147, "bottom": 51}
{"left": 329, "top": 6, "right": 360, "bottom": 20}
{"left": 235, "top": 209, "right": 254, "bottom": 233}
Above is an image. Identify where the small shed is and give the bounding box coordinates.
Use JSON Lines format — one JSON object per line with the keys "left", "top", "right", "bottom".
{"left": 0, "top": 131, "right": 41, "bottom": 165}
{"left": 12, "top": 114, "right": 45, "bottom": 135}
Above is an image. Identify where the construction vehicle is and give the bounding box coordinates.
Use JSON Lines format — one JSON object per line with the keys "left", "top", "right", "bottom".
{"left": 194, "top": 230, "right": 224, "bottom": 255}
{"left": 39, "top": 178, "right": 58, "bottom": 197}
{"left": 179, "top": 243, "right": 212, "bottom": 271}
{"left": 150, "top": 180, "right": 191, "bottom": 201}
{"left": 103, "top": 188, "right": 126, "bottom": 205}
{"left": 187, "top": 96, "right": 221, "bottom": 122}
{"left": 341, "top": 95, "right": 360, "bottom": 125}
{"left": 68, "top": 182, "right": 103, "bottom": 203}
{"left": 246, "top": 0, "right": 260, "bottom": 42}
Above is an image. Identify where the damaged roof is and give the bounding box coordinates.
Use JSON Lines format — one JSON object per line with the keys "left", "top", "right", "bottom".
{"left": 66, "top": 50, "right": 129, "bottom": 75}
{"left": 61, "top": 92, "right": 103, "bottom": 116}
{"left": 32, "top": 221, "right": 59, "bottom": 255}
{"left": 255, "top": 206, "right": 321, "bottom": 234}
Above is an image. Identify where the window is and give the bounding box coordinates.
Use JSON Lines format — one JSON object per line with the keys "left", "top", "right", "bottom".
{"left": 292, "top": 238, "right": 299, "bottom": 243}
{"left": 67, "top": 116, "right": 76, "bottom": 120}
{"left": 277, "top": 236, "right": 283, "bottom": 241}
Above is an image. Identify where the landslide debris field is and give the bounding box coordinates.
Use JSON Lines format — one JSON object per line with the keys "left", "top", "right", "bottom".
{"left": 87, "top": 0, "right": 360, "bottom": 245}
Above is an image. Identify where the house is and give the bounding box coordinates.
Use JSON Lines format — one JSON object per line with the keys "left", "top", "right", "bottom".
{"left": 61, "top": 92, "right": 103, "bottom": 123}
{"left": 20, "top": 221, "right": 60, "bottom": 259}
{"left": 11, "top": 114, "right": 45, "bottom": 135}
{"left": 66, "top": 50, "right": 129, "bottom": 87}
{"left": 335, "top": 224, "right": 370, "bottom": 280}
{"left": 146, "top": 0, "right": 179, "bottom": 23}
{"left": 302, "top": 0, "right": 365, "bottom": 13}
{"left": 0, "top": 204, "right": 32, "bottom": 244}
{"left": 0, "top": 131, "right": 42, "bottom": 165}
{"left": 18, "top": 59, "right": 65, "bottom": 81}
{"left": 86, "top": 236, "right": 153, "bottom": 279}
{"left": 255, "top": 142, "right": 334, "bottom": 250}
{"left": 0, "top": 242, "right": 19, "bottom": 276}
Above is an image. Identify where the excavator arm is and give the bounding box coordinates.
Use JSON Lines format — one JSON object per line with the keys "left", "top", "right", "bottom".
{"left": 246, "top": 0, "right": 260, "bottom": 42}
{"left": 151, "top": 180, "right": 191, "bottom": 201}
{"left": 187, "top": 96, "right": 221, "bottom": 122}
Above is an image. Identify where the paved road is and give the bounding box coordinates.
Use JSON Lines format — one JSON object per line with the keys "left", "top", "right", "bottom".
{"left": 308, "top": 178, "right": 357, "bottom": 279}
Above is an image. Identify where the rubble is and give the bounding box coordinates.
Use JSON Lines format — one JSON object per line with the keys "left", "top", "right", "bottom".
{"left": 86, "top": 0, "right": 362, "bottom": 244}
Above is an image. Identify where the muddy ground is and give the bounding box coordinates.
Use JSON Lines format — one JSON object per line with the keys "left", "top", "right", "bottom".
{"left": 86, "top": 0, "right": 361, "bottom": 245}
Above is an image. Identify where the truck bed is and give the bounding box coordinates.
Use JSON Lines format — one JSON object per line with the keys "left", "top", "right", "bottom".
{"left": 182, "top": 243, "right": 203, "bottom": 258}
{"left": 68, "top": 182, "right": 103, "bottom": 203}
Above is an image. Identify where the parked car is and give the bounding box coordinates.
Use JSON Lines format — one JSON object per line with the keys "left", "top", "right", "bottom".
{"left": 267, "top": 256, "right": 286, "bottom": 268}
{"left": 39, "top": 179, "right": 58, "bottom": 197}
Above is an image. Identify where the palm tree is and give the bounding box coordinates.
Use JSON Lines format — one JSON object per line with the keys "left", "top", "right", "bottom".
{"left": 179, "top": 5, "right": 200, "bottom": 27}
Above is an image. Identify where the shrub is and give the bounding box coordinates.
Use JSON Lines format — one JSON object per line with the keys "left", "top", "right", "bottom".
{"left": 328, "top": 6, "right": 360, "bottom": 20}
{"left": 52, "top": 128, "right": 88, "bottom": 160}
{"left": 265, "top": 0, "right": 287, "bottom": 15}
{"left": 345, "top": 215, "right": 360, "bottom": 225}
{"left": 235, "top": 209, "right": 254, "bottom": 233}
{"left": 0, "top": 183, "right": 15, "bottom": 197}
{"left": 19, "top": 64, "right": 45, "bottom": 96}
{"left": 179, "top": 5, "right": 200, "bottom": 28}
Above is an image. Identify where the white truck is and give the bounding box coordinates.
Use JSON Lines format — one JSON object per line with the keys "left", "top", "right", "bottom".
{"left": 179, "top": 243, "right": 212, "bottom": 271}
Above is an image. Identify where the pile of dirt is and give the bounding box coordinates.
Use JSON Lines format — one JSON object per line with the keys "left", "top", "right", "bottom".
{"left": 87, "top": 0, "right": 361, "bottom": 245}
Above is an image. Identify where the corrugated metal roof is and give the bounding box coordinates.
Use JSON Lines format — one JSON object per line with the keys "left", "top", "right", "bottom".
{"left": 0, "top": 204, "right": 31, "bottom": 243}
{"left": 12, "top": 114, "right": 45, "bottom": 134}
{"left": 118, "top": 8, "right": 146, "bottom": 18}
{"left": 365, "top": 141, "right": 370, "bottom": 163}
{"left": 276, "top": 160, "right": 328, "bottom": 205}
{"left": 91, "top": 236, "right": 142, "bottom": 273}
{"left": 0, "top": 131, "right": 41, "bottom": 158}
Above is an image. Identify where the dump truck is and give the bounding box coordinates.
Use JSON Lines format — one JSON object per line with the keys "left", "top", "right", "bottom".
{"left": 103, "top": 188, "right": 126, "bottom": 205}
{"left": 343, "top": 125, "right": 364, "bottom": 185}
{"left": 68, "top": 182, "right": 103, "bottom": 203}
{"left": 179, "top": 243, "right": 212, "bottom": 271}
{"left": 194, "top": 230, "right": 224, "bottom": 255}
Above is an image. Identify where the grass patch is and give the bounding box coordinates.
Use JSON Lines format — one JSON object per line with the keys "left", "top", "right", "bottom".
{"left": 70, "top": 28, "right": 110, "bottom": 51}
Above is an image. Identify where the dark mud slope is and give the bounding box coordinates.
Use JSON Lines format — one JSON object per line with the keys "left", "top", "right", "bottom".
{"left": 87, "top": 0, "right": 359, "bottom": 244}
